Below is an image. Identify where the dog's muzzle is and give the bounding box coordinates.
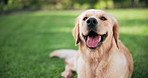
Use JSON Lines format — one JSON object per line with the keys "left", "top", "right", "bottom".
{"left": 83, "top": 31, "right": 107, "bottom": 49}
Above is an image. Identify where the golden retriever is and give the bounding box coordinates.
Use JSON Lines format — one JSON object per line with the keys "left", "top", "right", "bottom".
{"left": 50, "top": 9, "right": 133, "bottom": 78}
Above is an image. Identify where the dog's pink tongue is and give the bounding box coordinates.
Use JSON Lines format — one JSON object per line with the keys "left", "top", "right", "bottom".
{"left": 87, "top": 36, "right": 101, "bottom": 48}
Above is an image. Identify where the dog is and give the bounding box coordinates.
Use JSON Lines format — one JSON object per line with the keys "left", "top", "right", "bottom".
{"left": 50, "top": 9, "right": 133, "bottom": 78}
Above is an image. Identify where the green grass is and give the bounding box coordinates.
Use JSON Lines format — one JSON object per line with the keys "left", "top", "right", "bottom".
{"left": 0, "top": 9, "right": 148, "bottom": 78}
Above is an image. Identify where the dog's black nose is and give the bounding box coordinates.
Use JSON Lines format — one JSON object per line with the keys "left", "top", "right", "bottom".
{"left": 86, "top": 18, "right": 98, "bottom": 27}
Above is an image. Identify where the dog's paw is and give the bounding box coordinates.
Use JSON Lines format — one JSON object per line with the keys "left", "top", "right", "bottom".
{"left": 61, "top": 71, "right": 73, "bottom": 78}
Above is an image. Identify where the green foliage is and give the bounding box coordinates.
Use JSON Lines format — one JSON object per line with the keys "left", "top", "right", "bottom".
{"left": 0, "top": 0, "right": 148, "bottom": 13}
{"left": 0, "top": 9, "right": 148, "bottom": 78}
{"left": 0, "top": 0, "right": 23, "bottom": 12}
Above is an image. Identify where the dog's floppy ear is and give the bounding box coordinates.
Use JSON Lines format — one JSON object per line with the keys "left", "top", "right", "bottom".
{"left": 113, "top": 18, "right": 119, "bottom": 48}
{"left": 72, "top": 17, "right": 81, "bottom": 45}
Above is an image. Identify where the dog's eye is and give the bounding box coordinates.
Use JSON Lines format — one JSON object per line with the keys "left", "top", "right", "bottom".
{"left": 83, "top": 17, "right": 88, "bottom": 21}
{"left": 100, "top": 16, "right": 107, "bottom": 21}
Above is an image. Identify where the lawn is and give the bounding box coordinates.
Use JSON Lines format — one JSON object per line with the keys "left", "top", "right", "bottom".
{"left": 0, "top": 9, "right": 148, "bottom": 78}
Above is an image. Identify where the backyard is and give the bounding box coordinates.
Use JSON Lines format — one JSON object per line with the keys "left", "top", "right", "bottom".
{"left": 0, "top": 9, "right": 148, "bottom": 78}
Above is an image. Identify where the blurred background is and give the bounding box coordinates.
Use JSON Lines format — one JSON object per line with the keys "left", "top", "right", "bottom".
{"left": 0, "top": 0, "right": 148, "bottom": 13}
{"left": 0, "top": 0, "right": 148, "bottom": 78}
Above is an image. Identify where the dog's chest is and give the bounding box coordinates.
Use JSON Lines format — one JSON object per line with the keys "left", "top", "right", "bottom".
{"left": 94, "top": 53, "right": 128, "bottom": 78}
{"left": 77, "top": 51, "right": 128, "bottom": 78}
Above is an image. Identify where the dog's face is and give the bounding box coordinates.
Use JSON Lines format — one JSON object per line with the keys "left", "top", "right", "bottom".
{"left": 73, "top": 9, "right": 119, "bottom": 50}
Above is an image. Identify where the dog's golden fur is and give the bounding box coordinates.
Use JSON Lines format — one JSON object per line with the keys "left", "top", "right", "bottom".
{"left": 50, "top": 9, "right": 133, "bottom": 78}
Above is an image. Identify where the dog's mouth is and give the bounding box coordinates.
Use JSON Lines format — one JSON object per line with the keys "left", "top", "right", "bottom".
{"left": 83, "top": 31, "right": 107, "bottom": 49}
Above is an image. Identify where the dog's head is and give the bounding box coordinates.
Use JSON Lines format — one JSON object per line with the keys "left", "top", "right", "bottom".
{"left": 73, "top": 9, "right": 119, "bottom": 50}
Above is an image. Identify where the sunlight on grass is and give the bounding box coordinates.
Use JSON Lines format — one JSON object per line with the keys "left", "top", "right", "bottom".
{"left": 120, "top": 26, "right": 148, "bottom": 35}
{"left": 32, "top": 10, "right": 82, "bottom": 16}
{"left": 106, "top": 9, "right": 148, "bottom": 19}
